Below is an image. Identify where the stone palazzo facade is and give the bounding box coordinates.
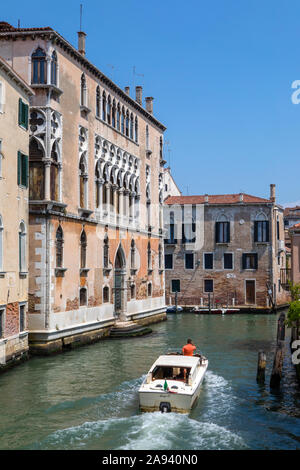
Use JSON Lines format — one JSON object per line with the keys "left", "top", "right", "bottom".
{"left": 164, "top": 185, "right": 290, "bottom": 310}
{"left": 0, "top": 22, "right": 166, "bottom": 354}
{"left": 0, "top": 55, "right": 33, "bottom": 368}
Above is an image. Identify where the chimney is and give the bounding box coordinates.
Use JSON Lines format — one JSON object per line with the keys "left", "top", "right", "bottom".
{"left": 145, "top": 97, "right": 154, "bottom": 114}
{"left": 270, "top": 184, "right": 276, "bottom": 202}
{"left": 136, "top": 86, "right": 142, "bottom": 105}
{"left": 204, "top": 194, "right": 209, "bottom": 203}
{"left": 125, "top": 86, "right": 130, "bottom": 96}
{"left": 239, "top": 193, "right": 244, "bottom": 202}
{"left": 77, "top": 31, "right": 87, "bottom": 56}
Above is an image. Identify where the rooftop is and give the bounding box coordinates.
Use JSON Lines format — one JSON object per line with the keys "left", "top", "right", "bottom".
{"left": 165, "top": 193, "right": 271, "bottom": 205}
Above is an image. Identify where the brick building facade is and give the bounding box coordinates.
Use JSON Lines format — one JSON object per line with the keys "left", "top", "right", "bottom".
{"left": 164, "top": 185, "right": 289, "bottom": 310}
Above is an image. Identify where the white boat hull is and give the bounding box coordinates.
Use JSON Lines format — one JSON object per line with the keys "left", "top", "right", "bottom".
{"left": 139, "top": 360, "right": 208, "bottom": 413}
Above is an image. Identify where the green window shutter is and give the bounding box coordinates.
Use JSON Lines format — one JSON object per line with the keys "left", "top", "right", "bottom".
{"left": 17, "top": 151, "right": 21, "bottom": 185}
{"left": 18, "top": 98, "right": 22, "bottom": 126}
{"left": 24, "top": 104, "right": 29, "bottom": 130}
{"left": 25, "top": 155, "right": 29, "bottom": 188}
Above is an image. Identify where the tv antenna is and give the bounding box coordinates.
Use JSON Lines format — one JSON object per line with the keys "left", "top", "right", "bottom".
{"left": 107, "top": 64, "right": 117, "bottom": 81}
{"left": 133, "top": 66, "right": 144, "bottom": 89}
{"left": 80, "top": 4, "right": 83, "bottom": 31}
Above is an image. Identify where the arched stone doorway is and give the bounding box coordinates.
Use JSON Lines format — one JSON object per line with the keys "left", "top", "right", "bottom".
{"left": 114, "top": 244, "right": 127, "bottom": 321}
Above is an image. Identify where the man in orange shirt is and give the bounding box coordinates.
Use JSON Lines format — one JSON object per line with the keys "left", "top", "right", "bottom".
{"left": 182, "top": 338, "right": 196, "bottom": 356}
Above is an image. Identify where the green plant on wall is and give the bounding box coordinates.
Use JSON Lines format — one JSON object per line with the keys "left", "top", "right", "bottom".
{"left": 286, "top": 281, "right": 300, "bottom": 338}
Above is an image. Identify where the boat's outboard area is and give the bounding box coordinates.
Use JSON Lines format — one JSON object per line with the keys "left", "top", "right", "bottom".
{"left": 159, "top": 402, "right": 171, "bottom": 413}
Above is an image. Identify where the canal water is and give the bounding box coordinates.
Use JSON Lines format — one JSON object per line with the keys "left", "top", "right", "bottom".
{"left": 0, "top": 313, "right": 299, "bottom": 450}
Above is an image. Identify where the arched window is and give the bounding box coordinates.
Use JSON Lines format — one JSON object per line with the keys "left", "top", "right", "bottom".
{"left": 19, "top": 221, "right": 26, "bottom": 272}
{"left": 80, "top": 229, "right": 87, "bottom": 269}
{"left": 51, "top": 51, "right": 57, "bottom": 85}
{"left": 112, "top": 100, "right": 116, "bottom": 128}
{"left": 56, "top": 225, "right": 63, "bottom": 268}
{"left": 121, "top": 107, "right": 125, "bottom": 134}
{"left": 103, "top": 236, "right": 109, "bottom": 268}
{"left": 103, "top": 286, "right": 109, "bottom": 303}
{"left": 107, "top": 96, "right": 111, "bottom": 125}
{"left": 80, "top": 287, "right": 87, "bottom": 306}
{"left": 130, "top": 113, "right": 134, "bottom": 139}
{"left": 95, "top": 161, "right": 101, "bottom": 208}
{"left": 50, "top": 142, "right": 59, "bottom": 201}
{"left": 147, "top": 242, "right": 152, "bottom": 270}
{"left": 131, "top": 239, "right": 135, "bottom": 269}
{"left": 102, "top": 92, "right": 106, "bottom": 121}
{"left": 117, "top": 104, "right": 120, "bottom": 130}
{"left": 125, "top": 110, "right": 129, "bottom": 137}
{"left": 0, "top": 215, "right": 3, "bottom": 271}
{"left": 32, "top": 48, "right": 46, "bottom": 84}
{"left": 29, "top": 138, "right": 44, "bottom": 200}
{"left": 135, "top": 117, "right": 138, "bottom": 143}
{"left": 80, "top": 74, "right": 87, "bottom": 107}
{"left": 96, "top": 86, "right": 101, "bottom": 117}
{"left": 130, "top": 284, "right": 135, "bottom": 299}
{"left": 159, "top": 136, "right": 163, "bottom": 159}
{"left": 146, "top": 125, "right": 149, "bottom": 149}
{"left": 79, "top": 155, "right": 87, "bottom": 208}
{"left": 148, "top": 282, "right": 152, "bottom": 297}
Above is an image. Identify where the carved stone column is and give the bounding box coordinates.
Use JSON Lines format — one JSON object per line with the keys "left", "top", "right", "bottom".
{"left": 44, "top": 161, "right": 51, "bottom": 201}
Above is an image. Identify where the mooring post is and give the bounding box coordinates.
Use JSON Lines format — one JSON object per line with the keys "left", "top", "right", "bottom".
{"left": 257, "top": 351, "right": 266, "bottom": 383}
{"left": 270, "top": 313, "right": 286, "bottom": 389}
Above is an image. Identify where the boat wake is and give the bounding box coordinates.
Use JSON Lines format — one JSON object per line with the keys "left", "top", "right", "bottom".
{"left": 27, "top": 370, "right": 247, "bottom": 450}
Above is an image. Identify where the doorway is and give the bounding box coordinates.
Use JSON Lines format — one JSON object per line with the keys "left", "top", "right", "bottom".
{"left": 114, "top": 244, "right": 126, "bottom": 318}
{"left": 245, "top": 280, "right": 256, "bottom": 305}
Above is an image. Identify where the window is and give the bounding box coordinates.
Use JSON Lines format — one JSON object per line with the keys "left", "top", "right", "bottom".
{"left": 224, "top": 253, "right": 233, "bottom": 269}
{"left": 18, "top": 98, "right": 29, "bottom": 129}
{"left": 0, "top": 215, "right": 3, "bottom": 271}
{"left": 171, "top": 279, "right": 180, "bottom": 293}
{"left": 242, "top": 253, "right": 258, "bottom": 270}
{"left": 51, "top": 51, "right": 57, "bottom": 85}
{"left": 103, "top": 286, "right": 109, "bottom": 303}
{"left": 56, "top": 225, "right": 63, "bottom": 268}
{"left": 165, "top": 253, "right": 173, "bottom": 270}
{"left": 19, "top": 222, "right": 26, "bottom": 272}
{"left": 204, "top": 279, "right": 213, "bottom": 293}
{"left": 146, "top": 125, "right": 149, "bottom": 150}
{"left": 80, "top": 230, "right": 87, "bottom": 269}
{"left": 112, "top": 101, "right": 116, "bottom": 128}
{"left": 148, "top": 283, "right": 152, "bottom": 297}
{"left": 121, "top": 108, "right": 125, "bottom": 133}
{"left": 277, "top": 219, "right": 280, "bottom": 240}
{"left": 80, "top": 287, "right": 87, "bottom": 306}
{"left": 135, "top": 116, "right": 138, "bottom": 142}
{"left": 160, "top": 136, "right": 163, "bottom": 159}
{"left": 103, "top": 236, "right": 109, "bottom": 268}
{"left": 125, "top": 111, "right": 129, "bottom": 136}
{"left": 130, "top": 113, "right": 134, "bottom": 139}
{"left": 102, "top": 92, "right": 106, "bottom": 121}
{"left": 185, "top": 253, "right": 194, "bottom": 269}
{"left": 254, "top": 221, "right": 269, "bottom": 242}
{"left": 31, "top": 48, "right": 46, "bottom": 84}
{"left": 147, "top": 242, "right": 152, "bottom": 270}
{"left": 204, "top": 253, "right": 213, "bottom": 270}
{"left": 17, "top": 151, "right": 28, "bottom": 188}
{"left": 0, "top": 308, "right": 4, "bottom": 338}
{"left": 216, "top": 221, "right": 230, "bottom": 243}
{"left": 19, "top": 304, "right": 25, "bottom": 332}
{"left": 131, "top": 239, "right": 135, "bottom": 269}
{"left": 182, "top": 205, "right": 196, "bottom": 243}
{"left": 158, "top": 244, "right": 162, "bottom": 270}
{"left": 79, "top": 155, "right": 87, "bottom": 208}
{"left": 117, "top": 104, "right": 120, "bottom": 130}
{"left": 29, "top": 138, "right": 44, "bottom": 199}
{"left": 96, "top": 86, "right": 100, "bottom": 117}
{"left": 81, "top": 74, "right": 87, "bottom": 107}
{"left": 107, "top": 96, "right": 111, "bottom": 125}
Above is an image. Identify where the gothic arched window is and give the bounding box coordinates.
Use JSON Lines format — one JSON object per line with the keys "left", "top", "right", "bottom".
{"left": 96, "top": 86, "right": 101, "bottom": 117}
{"left": 79, "top": 155, "right": 87, "bottom": 208}
{"left": 103, "top": 236, "right": 109, "bottom": 268}
{"left": 112, "top": 100, "right": 116, "bottom": 128}
{"left": 147, "top": 242, "right": 151, "bottom": 270}
{"left": 32, "top": 48, "right": 46, "bottom": 84}
{"left": 56, "top": 225, "right": 64, "bottom": 268}
{"left": 131, "top": 239, "right": 135, "bottom": 269}
{"left": 81, "top": 73, "right": 87, "bottom": 107}
{"left": 102, "top": 92, "right": 106, "bottom": 121}
{"left": 51, "top": 51, "right": 57, "bottom": 85}
{"left": 117, "top": 104, "right": 120, "bottom": 130}
{"left": 135, "top": 117, "right": 138, "bottom": 143}
{"left": 130, "top": 113, "right": 134, "bottom": 139}
{"left": 121, "top": 107, "right": 125, "bottom": 134}
{"left": 80, "top": 229, "right": 87, "bottom": 269}
{"left": 125, "top": 110, "right": 129, "bottom": 137}
{"left": 107, "top": 96, "right": 111, "bottom": 125}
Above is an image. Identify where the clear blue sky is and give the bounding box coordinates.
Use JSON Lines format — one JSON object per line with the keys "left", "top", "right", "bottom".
{"left": 2, "top": 0, "right": 300, "bottom": 205}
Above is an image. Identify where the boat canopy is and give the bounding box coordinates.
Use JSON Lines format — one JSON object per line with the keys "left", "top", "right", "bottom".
{"left": 150, "top": 355, "right": 200, "bottom": 370}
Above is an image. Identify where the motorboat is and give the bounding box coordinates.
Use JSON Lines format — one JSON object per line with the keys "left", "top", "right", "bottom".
{"left": 192, "top": 306, "right": 240, "bottom": 314}
{"left": 166, "top": 305, "right": 183, "bottom": 313}
{"left": 139, "top": 353, "right": 208, "bottom": 413}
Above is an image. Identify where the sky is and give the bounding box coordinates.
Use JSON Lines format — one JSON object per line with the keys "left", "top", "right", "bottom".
{"left": 2, "top": 0, "right": 300, "bottom": 206}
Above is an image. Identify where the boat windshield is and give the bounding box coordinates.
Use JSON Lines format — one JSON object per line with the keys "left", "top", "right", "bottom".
{"left": 152, "top": 366, "right": 191, "bottom": 382}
